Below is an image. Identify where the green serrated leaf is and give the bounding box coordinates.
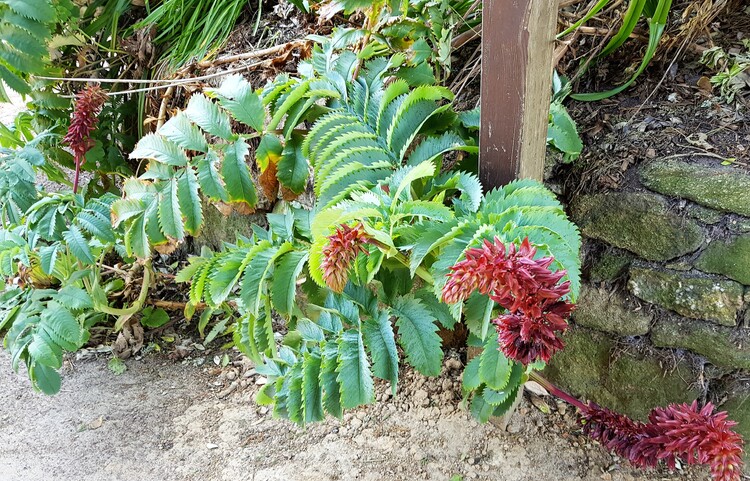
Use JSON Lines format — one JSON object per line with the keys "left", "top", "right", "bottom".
{"left": 362, "top": 310, "right": 399, "bottom": 393}
{"left": 177, "top": 166, "right": 203, "bottom": 236}
{"left": 159, "top": 113, "right": 208, "bottom": 152}
{"left": 270, "top": 250, "right": 308, "bottom": 316}
{"left": 337, "top": 329, "right": 374, "bottom": 409}
{"left": 392, "top": 295, "right": 443, "bottom": 377}
{"left": 222, "top": 140, "right": 257, "bottom": 210}
{"left": 479, "top": 335, "right": 512, "bottom": 391}
{"left": 184, "top": 93, "right": 233, "bottom": 140}
{"left": 62, "top": 224, "right": 95, "bottom": 264}
{"left": 158, "top": 177, "right": 184, "bottom": 240}
{"left": 129, "top": 133, "right": 188, "bottom": 166}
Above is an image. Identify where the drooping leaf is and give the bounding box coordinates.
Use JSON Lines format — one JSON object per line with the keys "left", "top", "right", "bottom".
{"left": 336, "top": 329, "right": 374, "bottom": 409}
{"left": 362, "top": 310, "right": 399, "bottom": 393}
{"left": 391, "top": 295, "right": 443, "bottom": 376}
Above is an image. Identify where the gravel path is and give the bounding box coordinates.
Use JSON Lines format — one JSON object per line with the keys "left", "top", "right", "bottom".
{"left": 0, "top": 349, "right": 706, "bottom": 481}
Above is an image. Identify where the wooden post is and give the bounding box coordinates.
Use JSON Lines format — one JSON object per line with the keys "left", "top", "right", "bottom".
{"left": 478, "top": 0, "right": 559, "bottom": 188}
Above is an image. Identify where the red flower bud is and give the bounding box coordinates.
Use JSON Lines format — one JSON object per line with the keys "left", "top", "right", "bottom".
{"left": 321, "top": 223, "right": 370, "bottom": 293}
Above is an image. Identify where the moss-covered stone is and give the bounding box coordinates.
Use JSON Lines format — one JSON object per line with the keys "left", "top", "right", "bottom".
{"left": 651, "top": 319, "right": 750, "bottom": 369}
{"left": 574, "top": 286, "right": 651, "bottom": 336}
{"left": 546, "top": 327, "right": 700, "bottom": 420}
{"left": 628, "top": 268, "right": 744, "bottom": 326}
{"left": 640, "top": 160, "right": 750, "bottom": 216}
{"left": 570, "top": 193, "right": 703, "bottom": 261}
{"left": 696, "top": 236, "right": 750, "bottom": 285}
{"left": 728, "top": 217, "right": 750, "bottom": 233}
{"left": 721, "top": 383, "right": 750, "bottom": 463}
{"left": 589, "top": 251, "right": 632, "bottom": 283}
{"left": 687, "top": 204, "right": 723, "bottom": 224}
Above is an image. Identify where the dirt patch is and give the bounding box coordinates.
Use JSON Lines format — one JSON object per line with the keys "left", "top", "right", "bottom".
{"left": 0, "top": 349, "right": 705, "bottom": 481}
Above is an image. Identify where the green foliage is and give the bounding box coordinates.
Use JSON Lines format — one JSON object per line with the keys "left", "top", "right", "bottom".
{"left": 700, "top": 44, "right": 750, "bottom": 102}
{"left": 547, "top": 72, "right": 582, "bottom": 162}
{"left": 131, "top": 0, "right": 251, "bottom": 68}
{"left": 562, "top": 0, "right": 674, "bottom": 100}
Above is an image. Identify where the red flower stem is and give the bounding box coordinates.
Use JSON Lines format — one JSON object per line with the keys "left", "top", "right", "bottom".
{"left": 528, "top": 371, "right": 587, "bottom": 411}
{"left": 73, "top": 155, "right": 82, "bottom": 194}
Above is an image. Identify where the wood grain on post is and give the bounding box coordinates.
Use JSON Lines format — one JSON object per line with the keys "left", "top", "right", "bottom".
{"left": 478, "top": 0, "right": 559, "bottom": 188}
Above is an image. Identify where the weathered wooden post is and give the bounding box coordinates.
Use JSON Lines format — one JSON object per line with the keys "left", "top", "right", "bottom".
{"left": 479, "top": 0, "right": 559, "bottom": 187}
{"left": 476, "top": 0, "right": 559, "bottom": 429}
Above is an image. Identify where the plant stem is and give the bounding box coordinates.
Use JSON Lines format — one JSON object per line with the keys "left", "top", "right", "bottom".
{"left": 528, "top": 371, "right": 587, "bottom": 411}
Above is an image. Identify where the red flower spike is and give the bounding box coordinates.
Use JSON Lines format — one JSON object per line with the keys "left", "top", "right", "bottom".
{"left": 493, "top": 297, "right": 573, "bottom": 365}
{"left": 321, "top": 223, "right": 370, "bottom": 293}
{"left": 63, "top": 85, "right": 107, "bottom": 193}
{"left": 580, "top": 401, "right": 744, "bottom": 481}
{"left": 442, "top": 236, "right": 575, "bottom": 365}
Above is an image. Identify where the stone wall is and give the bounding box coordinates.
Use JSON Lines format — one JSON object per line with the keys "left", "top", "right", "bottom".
{"left": 546, "top": 158, "right": 749, "bottom": 449}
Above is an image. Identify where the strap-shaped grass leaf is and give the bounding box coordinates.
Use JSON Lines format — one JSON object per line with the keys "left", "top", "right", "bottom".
{"left": 271, "top": 250, "right": 309, "bottom": 317}
{"left": 184, "top": 93, "right": 233, "bottom": 140}
{"left": 62, "top": 224, "right": 94, "bottom": 264}
{"left": 177, "top": 166, "right": 203, "bottom": 236}
{"left": 336, "top": 329, "right": 374, "bottom": 409}
{"left": 158, "top": 177, "right": 184, "bottom": 240}
{"left": 130, "top": 133, "right": 188, "bottom": 166}
{"left": 159, "top": 113, "right": 208, "bottom": 152}
{"left": 479, "top": 334, "right": 512, "bottom": 391}
{"left": 302, "top": 350, "right": 325, "bottom": 424}
{"left": 362, "top": 310, "right": 399, "bottom": 393}
{"left": 392, "top": 295, "right": 442, "bottom": 376}
{"left": 221, "top": 140, "right": 257, "bottom": 210}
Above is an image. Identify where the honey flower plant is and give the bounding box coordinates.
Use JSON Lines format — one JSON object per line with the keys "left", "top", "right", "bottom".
{"left": 63, "top": 85, "right": 108, "bottom": 193}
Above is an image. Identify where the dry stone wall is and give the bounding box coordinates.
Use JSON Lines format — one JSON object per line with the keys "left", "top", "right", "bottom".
{"left": 547, "top": 158, "right": 750, "bottom": 451}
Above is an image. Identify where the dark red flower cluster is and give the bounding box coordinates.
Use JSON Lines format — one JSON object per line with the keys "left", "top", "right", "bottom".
{"left": 581, "top": 401, "right": 744, "bottom": 481}
{"left": 321, "top": 223, "right": 370, "bottom": 293}
{"left": 441, "top": 237, "right": 574, "bottom": 365}
{"left": 63, "top": 85, "right": 107, "bottom": 193}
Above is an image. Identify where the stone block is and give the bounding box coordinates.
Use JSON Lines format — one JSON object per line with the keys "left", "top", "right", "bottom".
{"left": 696, "top": 235, "right": 750, "bottom": 285}
{"left": 651, "top": 319, "right": 750, "bottom": 370}
{"left": 574, "top": 286, "right": 651, "bottom": 336}
{"left": 640, "top": 160, "right": 750, "bottom": 216}
{"left": 571, "top": 193, "right": 703, "bottom": 261}
{"left": 628, "top": 268, "right": 744, "bottom": 327}
{"left": 545, "top": 327, "right": 700, "bottom": 420}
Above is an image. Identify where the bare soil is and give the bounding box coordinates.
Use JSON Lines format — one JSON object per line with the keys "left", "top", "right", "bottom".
{"left": 0, "top": 348, "right": 706, "bottom": 481}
